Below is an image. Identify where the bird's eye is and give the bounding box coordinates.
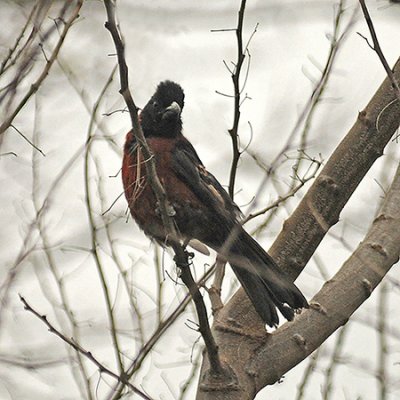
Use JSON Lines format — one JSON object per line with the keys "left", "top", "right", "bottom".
{"left": 153, "top": 101, "right": 159, "bottom": 109}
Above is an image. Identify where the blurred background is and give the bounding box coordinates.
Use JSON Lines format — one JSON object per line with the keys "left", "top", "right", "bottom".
{"left": 0, "top": 0, "right": 399, "bottom": 399}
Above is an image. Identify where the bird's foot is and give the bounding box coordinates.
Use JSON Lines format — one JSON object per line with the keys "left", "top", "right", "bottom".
{"left": 155, "top": 201, "right": 176, "bottom": 217}
{"left": 173, "top": 249, "right": 194, "bottom": 269}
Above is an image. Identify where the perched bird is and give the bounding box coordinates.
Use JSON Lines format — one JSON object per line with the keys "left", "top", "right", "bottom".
{"left": 122, "top": 80, "right": 308, "bottom": 327}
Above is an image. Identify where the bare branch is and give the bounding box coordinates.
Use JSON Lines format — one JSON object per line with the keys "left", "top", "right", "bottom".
{"left": 11, "top": 124, "right": 45, "bottom": 156}
{"left": 208, "top": 258, "right": 227, "bottom": 315}
{"left": 108, "top": 265, "right": 217, "bottom": 400}
{"left": 0, "top": 0, "right": 84, "bottom": 135}
{"left": 295, "top": 349, "right": 321, "bottom": 400}
{"left": 31, "top": 97, "right": 93, "bottom": 399}
{"left": 291, "top": 0, "right": 351, "bottom": 186}
{"left": 0, "top": 1, "right": 38, "bottom": 75}
{"left": 227, "top": 0, "right": 249, "bottom": 200}
{"left": 359, "top": 0, "right": 400, "bottom": 102}
{"left": 196, "top": 57, "right": 400, "bottom": 400}
{"left": 242, "top": 154, "right": 322, "bottom": 224}
{"left": 103, "top": 0, "right": 225, "bottom": 383}
{"left": 322, "top": 325, "right": 349, "bottom": 400}
{"left": 377, "top": 282, "right": 389, "bottom": 399}
{"left": 19, "top": 296, "right": 153, "bottom": 400}
{"left": 251, "top": 158, "right": 400, "bottom": 393}
{"left": 84, "top": 65, "right": 124, "bottom": 373}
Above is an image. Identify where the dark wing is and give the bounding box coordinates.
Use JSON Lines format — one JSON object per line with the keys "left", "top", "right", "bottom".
{"left": 171, "top": 137, "right": 241, "bottom": 220}
{"left": 171, "top": 136, "right": 308, "bottom": 327}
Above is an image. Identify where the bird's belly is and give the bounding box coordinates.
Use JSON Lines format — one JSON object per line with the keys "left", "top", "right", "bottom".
{"left": 122, "top": 148, "right": 207, "bottom": 243}
{"left": 122, "top": 137, "right": 227, "bottom": 247}
{"left": 131, "top": 183, "right": 211, "bottom": 244}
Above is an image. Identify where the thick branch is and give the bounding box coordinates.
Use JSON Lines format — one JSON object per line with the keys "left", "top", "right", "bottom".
{"left": 251, "top": 159, "right": 400, "bottom": 391}
{"left": 197, "top": 58, "right": 400, "bottom": 400}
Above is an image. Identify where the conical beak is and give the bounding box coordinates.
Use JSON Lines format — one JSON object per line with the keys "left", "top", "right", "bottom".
{"left": 162, "top": 101, "right": 181, "bottom": 121}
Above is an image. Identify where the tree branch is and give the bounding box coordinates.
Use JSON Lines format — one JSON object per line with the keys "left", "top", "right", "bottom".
{"left": 242, "top": 153, "right": 322, "bottom": 224}
{"left": 228, "top": 0, "right": 248, "bottom": 199}
{"left": 0, "top": 0, "right": 83, "bottom": 135}
{"left": 19, "top": 295, "right": 153, "bottom": 400}
{"left": 102, "top": 0, "right": 225, "bottom": 386}
{"left": 251, "top": 158, "right": 400, "bottom": 392}
{"left": 196, "top": 57, "right": 400, "bottom": 400}
{"left": 359, "top": 0, "right": 400, "bottom": 102}
{"left": 213, "top": 0, "right": 255, "bottom": 200}
{"left": 291, "top": 0, "right": 354, "bottom": 187}
{"left": 84, "top": 66, "right": 124, "bottom": 374}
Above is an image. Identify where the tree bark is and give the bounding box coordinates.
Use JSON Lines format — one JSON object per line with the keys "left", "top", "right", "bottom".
{"left": 196, "top": 58, "right": 400, "bottom": 399}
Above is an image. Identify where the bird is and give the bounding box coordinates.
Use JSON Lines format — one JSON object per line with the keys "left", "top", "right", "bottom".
{"left": 121, "top": 80, "right": 308, "bottom": 327}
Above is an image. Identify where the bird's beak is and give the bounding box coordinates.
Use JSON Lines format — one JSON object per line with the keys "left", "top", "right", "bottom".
{"left": 162, "top": 101, "right": 181, "bottom": 120}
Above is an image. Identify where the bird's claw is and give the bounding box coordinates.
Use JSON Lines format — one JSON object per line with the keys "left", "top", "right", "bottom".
{"left": 173, "top": 249, "right": 194, "bottom": 269}
{"left": 155, "top": 202, "right": 176, "bottom": 217}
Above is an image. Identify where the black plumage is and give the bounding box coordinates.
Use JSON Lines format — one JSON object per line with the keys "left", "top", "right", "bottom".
{"left": 122, "top": 80, "right": 308, "bottom": 327}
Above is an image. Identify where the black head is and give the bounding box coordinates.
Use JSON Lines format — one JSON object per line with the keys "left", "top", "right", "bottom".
{"left": 140, "top": 80, "right": 185, "bottom": 138}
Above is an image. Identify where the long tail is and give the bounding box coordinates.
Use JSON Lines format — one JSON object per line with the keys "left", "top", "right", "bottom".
{"left": 227, "top": 228, "right": 308, "bottom": 327}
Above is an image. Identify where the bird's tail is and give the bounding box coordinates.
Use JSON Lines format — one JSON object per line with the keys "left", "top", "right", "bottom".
{"left": 227, "top": 228, "right": 308, "bottom": 327}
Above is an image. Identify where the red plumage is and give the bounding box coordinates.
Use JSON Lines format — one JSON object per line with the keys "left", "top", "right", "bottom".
{"left": 121, "top": 81, "right": 308, "bottom": 327}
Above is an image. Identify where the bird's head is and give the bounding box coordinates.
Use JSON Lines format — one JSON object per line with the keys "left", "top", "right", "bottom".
{"left": 140, "top": 80, "right": 185, "bottom": 138}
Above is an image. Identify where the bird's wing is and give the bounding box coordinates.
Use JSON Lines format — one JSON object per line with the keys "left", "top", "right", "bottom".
{"left": 171, "top": 137, "right": 241, "bottom": 220}
{"left": 171, "top": 136, "right": 308, "bottom": 326}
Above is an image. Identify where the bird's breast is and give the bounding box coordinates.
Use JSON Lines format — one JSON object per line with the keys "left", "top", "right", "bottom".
{"left": 122, "top": 134, "right": 199, "bottom": 241}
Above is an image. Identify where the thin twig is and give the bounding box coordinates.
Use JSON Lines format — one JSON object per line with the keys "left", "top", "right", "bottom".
{"left": 291, "top": 0, "right": 349, "bottom": 186}
{"left": 0, "top": 145, "right": 88, "bottom": 329}
{"left": 54, "top": 55, "right": 120, "bottom": 155}
{"left": 377, "top": 282, "right": 388, "bottom": 400}
{"left": 227, "top": 0, "right": 248, "bottom": 200}
{"left": 95, "top": 157, "right": 146, "bottom": 347}
{"left": 210, "top": 28, "right": 236, "bottom": 32}
{"left": 208, "top": 258, "right": 227, "bottom": 315}
{"left": 11, "top": 124, "right": 45, "bottom": 156}
{"left": 246, "top": 2, "right": 355, "bottom": 238}
{"left": 0, "top": 1, "right": 38, "bottom": 75}
{"left": 108, "top": 265, "right": 217, "bottom": 400}
{"left": 84, "top": 65, "right": 124, "bottom": 373}
{"left": 322, "top": 325, "right": 349, "bottom": 400}
{"left": 177, "top": 256, "right": 223, "bottom": 375}
{"left": 19, "top": 296, "right": 153, "bottom": 400}
{"left": 0, "top": 0, "right": 56, "bottom": 109}
{"left": 178, "top": 349, "right": 202, "bottom": 400}
{"left": 267, "top": 2, "right": 357, "bottom": 179}
{"left": 211, "top": 0, "right": 255, "bottom": 303}
{"left": 359, "top": 0, "right": 400, "bottom": 102}
{"left": 243, "top": 155, "right": 321, "bottom": 224}
{"left": 295, "top": 349, "right": 321, "bottom": 400}
{"left": 31, "top": 96, "right": 93, "bottom": 400}
{"left": 154, "top": 244, "right": 164, "bottom": 326}
{"left": 0, "top": 0, "right": 83, "bottom": 135}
